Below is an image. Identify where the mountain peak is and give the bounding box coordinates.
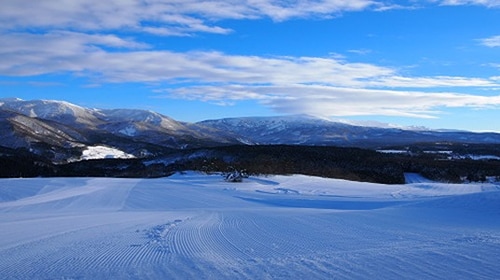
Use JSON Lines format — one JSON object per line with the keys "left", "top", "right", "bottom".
{"left": 0, "top": 98, "right": 244, "bottom": 162}
{"left": 0, "top": 98, "right": 92, "bottom": 120}
{"left": 0, "top": 97, "right": 23, "bottom": 103}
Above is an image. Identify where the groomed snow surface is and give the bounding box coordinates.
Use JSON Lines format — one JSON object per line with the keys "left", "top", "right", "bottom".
{"left": 1, "top": 173, "right": 499, "bottom": 279}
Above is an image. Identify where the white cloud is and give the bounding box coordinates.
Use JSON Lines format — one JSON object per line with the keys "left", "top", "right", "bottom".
{"left": 2, "top": 0, "right": 500, "bottom": 119}
{"left": 0, "top": 33, "right": 394, "bottom": 84}
{"left": 164, "top": 84, "right": 500, "bottom": 118}
{"left": 2, "top": 31, "right": 500, "bottom": 119}
{"left": 435, "top": 0, "right": 500, "bottom": 7}
{"left": 480, "top": 35, "right": 500, "bottom": 47}
{"left": 366, "top": 76, "right": 498, "bottom": 88}
{"left": 6, "top": 33, "right": 495, "bottom": 88}
{"left": 0, "top": 1, "right": 496, "bottom": 38}
{"left": 347, "top": 49, "right": 372, "bottom": 55}
{"left": 0, "top": 0, "right": 382, "bottom": 36}
{"left": 0, "top": 0, "right": 232, "bottom": 35}
{"left": 0, "top": 32, "right": 148, "bottom": 75}
{"left": 241, "top": 0, "right": 379, "bottom": 21}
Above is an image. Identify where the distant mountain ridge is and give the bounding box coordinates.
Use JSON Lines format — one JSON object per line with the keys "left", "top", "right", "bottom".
{"left": 1, "top": 98, "right": 499, "bottom": 162}
{"left": 0, "top": 98, "right": 240, "bottom": 162}
{"left": 197, "top": 115, "right": 500, "bottom": 147}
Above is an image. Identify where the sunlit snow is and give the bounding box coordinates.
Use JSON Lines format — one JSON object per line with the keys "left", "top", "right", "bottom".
{"left": 1, "top": 173, "right": 499, "bottom": 279}
{"left": 80, "top": 145, "right": 135, "bottom": 160}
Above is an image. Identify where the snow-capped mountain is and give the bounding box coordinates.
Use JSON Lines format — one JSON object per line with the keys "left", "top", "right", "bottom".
{"left": 198, "top": 115, "right": 500, "bottom": 147}
{"left": 0, "top": 98, "right": 101, "bottom": 127}
{"left": 0, "top": 98, "right": 240, "bottom": 162}
{"left": 1, "top": 98, "right": 500, "bottom": 162}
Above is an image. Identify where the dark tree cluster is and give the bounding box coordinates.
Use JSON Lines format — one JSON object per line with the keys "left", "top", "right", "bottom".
{"left": 1, "top": 144, "right": 499, "bottom": 184}
{"left": 0, "top": 147, "right": 56, "bottom": 178}
{"left": 177, "top": 145, "right": 405, "bottom": 184}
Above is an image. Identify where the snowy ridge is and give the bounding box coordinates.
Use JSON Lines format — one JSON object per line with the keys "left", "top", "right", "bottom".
{"left": 198, "top": 115, "right": 358, "bottom": 145}
{"left": 0, "top": 98, "right": 182, "bottom": 130}
{"left": 97, "top": 108, "right": 182, "bottom": 130}
{"left": 1, "top": 173, "right": 499, "bottom": 279}
{"left": 0, "top": 98, "right": 241, "bottom": 161}
{"left": 199, "top": 115, "right": 500, "bottom": 147}
{"left": 0, "top": 98, "right": 100, "bottom": 126}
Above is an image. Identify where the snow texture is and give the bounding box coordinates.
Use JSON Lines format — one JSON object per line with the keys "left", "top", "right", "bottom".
{"left": 118, "top": 125, "right": 138, "bottom": 136}
{"left": 80, "top": 145, "right": 136, "bottom": 160}
{"left": 1, "top": 173, "right": 499, "bottom": 279}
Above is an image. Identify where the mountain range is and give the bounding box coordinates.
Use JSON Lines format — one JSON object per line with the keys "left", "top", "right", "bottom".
{"left": 1, "top": 98, "right": 499, "bottom": 162}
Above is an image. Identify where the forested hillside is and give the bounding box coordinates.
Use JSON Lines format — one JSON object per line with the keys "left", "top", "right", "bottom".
{"left": 2, "top": 144, "right": 499, "bottom": 184}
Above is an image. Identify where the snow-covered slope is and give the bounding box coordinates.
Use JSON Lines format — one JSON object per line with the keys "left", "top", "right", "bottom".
{"left": 1, "top": 174, "right": 499, "bottom": 279}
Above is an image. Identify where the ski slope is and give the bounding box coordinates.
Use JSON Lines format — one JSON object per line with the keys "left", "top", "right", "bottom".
{"left": 1, "top": 173, "right": 499, "bottom": 279}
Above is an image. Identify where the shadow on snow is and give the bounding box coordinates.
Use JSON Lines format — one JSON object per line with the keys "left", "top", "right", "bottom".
{"left": 235, "top": 196, "right": 405, "bottom": 210}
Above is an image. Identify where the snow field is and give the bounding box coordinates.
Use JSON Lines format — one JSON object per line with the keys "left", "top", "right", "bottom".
{"left": 80, "top": 145, "right": 136, "bottom": 160}
{"left": 0, "top": 173, "right": 499, "bottom": 279}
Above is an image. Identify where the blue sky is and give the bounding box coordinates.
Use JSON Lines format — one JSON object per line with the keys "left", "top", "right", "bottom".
{"left": 1, "top": 1, "right": 500, "bottom": 131}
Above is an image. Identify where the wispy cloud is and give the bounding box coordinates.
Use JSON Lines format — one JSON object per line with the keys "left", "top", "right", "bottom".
{"left": 347, "top": 49, "right": 372, "bottom": 55}
{"left": 5, "top": 33, "right": 496, "bottom": 87}
{"left": 479, "top": 35, "right": 500, "bottom": 47}
{"left": 2, "top": 29, "right": 500, "bottom": 118}
{"left": 0, "top": 32, "right": 148, "bottom": 76}
{"left": 163, "top": 84, "right": 500, "bottom": 118}
{"left": 436, "top": 0, "right": 500, "bottom": 7}
{"left": 0, "top": 0, "right": 383, "bottom": 36}
{"left": 2, "top": 0, "right": 500, "bottom": 120}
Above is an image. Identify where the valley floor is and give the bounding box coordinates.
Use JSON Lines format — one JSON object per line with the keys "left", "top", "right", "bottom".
{"left": 0, "top": 173, "right": 499, "bottom": 279}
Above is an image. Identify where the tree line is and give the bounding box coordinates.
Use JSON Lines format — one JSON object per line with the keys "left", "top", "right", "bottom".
{"left": 1, "top": 144, "right": 499, "bottom": 184}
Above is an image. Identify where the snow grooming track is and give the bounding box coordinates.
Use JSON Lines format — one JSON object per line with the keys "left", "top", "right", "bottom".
{"left": 1, "top": 174, "right": 500, "bottom": 279}
{"left": 150, "top": 209, "right": 338, "bottom": 278}
{"left": 0, "top": 212, "right": 188, "bottom": 279}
